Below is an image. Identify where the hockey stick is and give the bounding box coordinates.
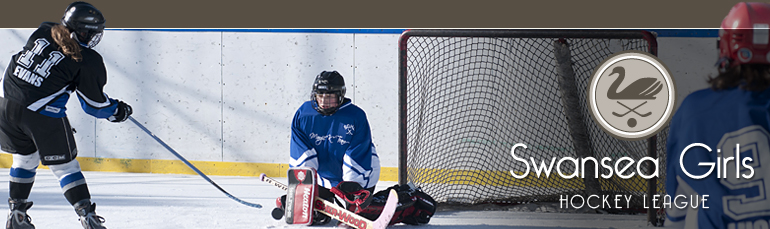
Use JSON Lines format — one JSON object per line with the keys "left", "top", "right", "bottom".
{"left": 128, "top": 116, "right": 262, "bottom": 208}
{"left": 612, "top": 101, "right": 652, "bottom": 117}
{"left": 260, "top": 173, "right": 397, "bottom": 229}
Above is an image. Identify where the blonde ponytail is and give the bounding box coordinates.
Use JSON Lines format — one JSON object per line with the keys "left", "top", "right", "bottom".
{"left": 51, "top": 24, "right": 82, "bottom": 62}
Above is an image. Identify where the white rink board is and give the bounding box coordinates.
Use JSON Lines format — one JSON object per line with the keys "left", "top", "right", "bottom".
{"left": 220, "top": 32, "right": 356, "bottom": 163}
{"left": 0, "top": 29, "right": 33, "bottom": 58}
{"left": 0, "top": 29, "right": 715, "bottom": 170}
{"left": 91, "top": 31, "right": 224, "bottom": 161}
{"left": 352, "top": 34, "right": 400, "bottom": 166}
{"left": 657, "top": 37, "right": 715, "bottom": 106}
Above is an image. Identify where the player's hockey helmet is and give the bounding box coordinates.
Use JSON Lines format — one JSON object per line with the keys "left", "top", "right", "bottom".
{"left": 717, "top": 2, "right": 770, "bottom": 70}
{"left": 62, "top": 1, "right": 105, "bottom": 49}
{"left": 311, "top": 71, "right": 346, "bottom": 116}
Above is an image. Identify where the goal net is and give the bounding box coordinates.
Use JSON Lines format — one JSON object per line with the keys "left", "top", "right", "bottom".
{"left": 398, "top": 29, "right": 666, "bottom": 225}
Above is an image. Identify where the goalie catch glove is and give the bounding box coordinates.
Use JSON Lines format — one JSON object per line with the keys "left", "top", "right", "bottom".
{"left": 107, "top": 100, "right": 132, "bottom": 123}
{"left": 357, "top": 182, "right": 437, "bottom": 226}
{"left": 330, "top": 181, "right": 373, "bottom": 213}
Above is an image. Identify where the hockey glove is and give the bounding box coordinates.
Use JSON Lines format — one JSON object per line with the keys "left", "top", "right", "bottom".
{"left": 273, "top": 194, "right": 331, "bottom": 225}
{"left": 108, "top": 100, "right": 132, "bottom": 123}
{"left": 330, "top": 181, "right": 372, "bottom": 213}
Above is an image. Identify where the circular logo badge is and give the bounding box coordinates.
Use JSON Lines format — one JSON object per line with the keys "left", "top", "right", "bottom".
{"left": 587, "top": 51, "right": 676, "bottom": 140}
{"left": 738, "top": 48, "right": 753, "bottom": 63}
{"left": 296, "top": 171, "right": 306, "bottom": 182}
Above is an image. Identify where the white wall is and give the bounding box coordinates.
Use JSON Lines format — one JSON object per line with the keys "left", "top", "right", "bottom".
{"left": 0, "top": 29, "right": 714, "bottom": 169}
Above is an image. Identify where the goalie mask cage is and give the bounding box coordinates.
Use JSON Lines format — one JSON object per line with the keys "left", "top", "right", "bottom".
{"left": 398, "top": 29, "right": 667, "bottom": 226}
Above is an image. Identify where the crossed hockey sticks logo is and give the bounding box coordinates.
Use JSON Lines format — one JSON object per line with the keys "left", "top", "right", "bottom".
{"left": 612, "top": 101, "right": 652, "bottom": 118}
{"left": 587, "top": 51, "right": 676, "bottom": 141}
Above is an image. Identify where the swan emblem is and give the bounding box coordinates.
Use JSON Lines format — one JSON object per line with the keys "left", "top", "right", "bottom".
{"left": 605, "top": 66, "right": 662, "bottom": 127}
{"left": 606, "top": 66, "right": 662, "bottom": 100}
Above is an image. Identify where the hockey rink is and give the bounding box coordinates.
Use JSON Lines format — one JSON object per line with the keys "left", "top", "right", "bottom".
{"left": 0, "top": 168, "right": 650, "bottom": 229}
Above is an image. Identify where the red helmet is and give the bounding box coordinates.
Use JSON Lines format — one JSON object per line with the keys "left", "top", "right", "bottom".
{"left": 718, "top": 2, "right": 770, "bottom": 69}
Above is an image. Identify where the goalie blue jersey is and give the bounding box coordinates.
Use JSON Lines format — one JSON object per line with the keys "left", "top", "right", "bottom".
{"left": 289, "top": 99, "right": 380, "bottom": 189}
{"left": 666, "top": 87, "right": 770, "bottom": 229}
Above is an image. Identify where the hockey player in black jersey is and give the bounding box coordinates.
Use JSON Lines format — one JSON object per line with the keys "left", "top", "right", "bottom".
{"left": 0, "top": 2, "right": 131, "bottom": 229}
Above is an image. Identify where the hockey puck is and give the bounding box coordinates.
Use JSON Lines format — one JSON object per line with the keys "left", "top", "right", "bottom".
{"left": 271, "top": 207, "right": 284, "bottom": 220}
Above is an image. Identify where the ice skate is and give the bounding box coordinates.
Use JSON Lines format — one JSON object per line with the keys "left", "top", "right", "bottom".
{"left": 74, "top": 200, "right": 106, "bottom": 229}
{"left": 6, "top": 198, "right": 34, "bottom": 229}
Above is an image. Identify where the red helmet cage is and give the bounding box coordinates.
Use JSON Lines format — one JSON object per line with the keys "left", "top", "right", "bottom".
{"left": 719, "top": 2, "right": 770, "bottom": 69}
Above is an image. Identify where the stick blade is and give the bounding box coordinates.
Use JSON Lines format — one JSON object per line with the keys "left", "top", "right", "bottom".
{"left": 371, "top": 189, "right": 399, "bottom": 229}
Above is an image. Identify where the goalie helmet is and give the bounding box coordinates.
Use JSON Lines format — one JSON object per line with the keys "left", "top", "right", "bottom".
{"left": 717, "top": 2, "right": 770, "bottom": 70}
{"left": 62, "top": 1, "right": 105, "bottom": 49}
{"left": 311, "top": 71, "right": 346, "bottom": 116}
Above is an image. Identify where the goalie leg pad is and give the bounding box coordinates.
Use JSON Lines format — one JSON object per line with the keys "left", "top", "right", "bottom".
{"left": 285, "top": 167, "right": 317, "bottom": 225}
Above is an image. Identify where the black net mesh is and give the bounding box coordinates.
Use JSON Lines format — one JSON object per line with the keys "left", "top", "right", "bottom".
{"left": 399, "top": 30, "right": 667, "bottom": 213}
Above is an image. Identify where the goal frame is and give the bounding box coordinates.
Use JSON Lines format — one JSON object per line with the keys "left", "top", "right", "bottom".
{"left": 397, "top": 29, "right": 661, "bottom": 225}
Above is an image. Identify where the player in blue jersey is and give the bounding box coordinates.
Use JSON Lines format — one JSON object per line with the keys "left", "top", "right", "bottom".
{"left": 665, "top": 2, "right": 770, "bottom": 228}
{"left": 291, "top": 70, "right": 380, "bottom": 193}
{"left": 275, "top": 70, "right": 380, "bottom": 225}
{"left": 0, "top": 2, "right": 131, "bottom": 229}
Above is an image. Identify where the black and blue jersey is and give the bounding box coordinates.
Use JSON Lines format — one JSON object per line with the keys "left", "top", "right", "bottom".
{"left": 2, "top": 22, "right": 118, "bottom": 119}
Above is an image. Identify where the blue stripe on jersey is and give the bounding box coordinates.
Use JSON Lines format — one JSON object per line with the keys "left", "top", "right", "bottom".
{"left": 10, "top": 168, "right": 36, "bottom": 179}
{"left": 290, "top": 152, "right": 319, "bottom": 167}
{"left": 59, "top": 172, "right": 85, "bottom": 188}
{"left": 48, "top": 93, "right": 70, "bottom": 109}
{"left": 37, "top": 93, "right": 70, "bottom": 118}
{"left": 297, "top": 155, "right": 318, "bottom": 167}
{"left": 342, "top": 161, "right": 364, "bottom": 176}
{"left": 79, "top": 97, "right": 117, "bottom": 119}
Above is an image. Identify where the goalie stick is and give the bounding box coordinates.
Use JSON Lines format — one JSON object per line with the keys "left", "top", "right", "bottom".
{"left": 260, "top": 173, "right": 398, "bottom": 229}
{"left": 128, "top": 116, "right": 262, "bottom": 209}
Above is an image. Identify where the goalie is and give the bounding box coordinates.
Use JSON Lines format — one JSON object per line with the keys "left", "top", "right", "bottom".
{"left": 279, "top": 70, "right": 381, "bottom": 225}
{"left": 275, "top": 71, "right": 437, "bottom": 227}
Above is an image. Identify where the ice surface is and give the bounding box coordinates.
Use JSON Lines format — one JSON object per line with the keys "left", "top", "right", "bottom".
{"left": 0, "top": 168, "right": 649, "bottom": 228}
